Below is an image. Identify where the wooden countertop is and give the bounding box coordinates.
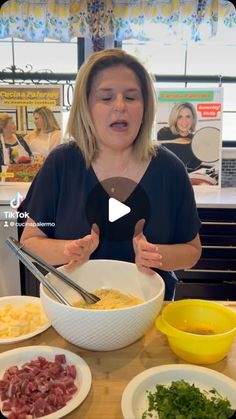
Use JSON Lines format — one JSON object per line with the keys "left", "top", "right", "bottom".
{"left": 1, "top": 303, "right": 236, "bottom": 419}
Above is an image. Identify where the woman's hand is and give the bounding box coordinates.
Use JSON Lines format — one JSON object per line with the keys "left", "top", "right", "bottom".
{"left": 63, "top": 224, "right": 100, "bottom": 271}
{"left": 133, "top": 219, "right": 162, "bottom": 275}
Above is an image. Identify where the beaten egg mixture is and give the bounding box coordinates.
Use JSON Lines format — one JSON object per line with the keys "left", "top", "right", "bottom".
{"left": 73, "top": 288, "right": 144, "bottom": 309}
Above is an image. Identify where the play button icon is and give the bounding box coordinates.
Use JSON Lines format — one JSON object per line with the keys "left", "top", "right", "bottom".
{"left": 108, "top": 198, "right": 131, "bottom": 222}
{"left": 85, "top": 176, "right": 150, "bottom": 242}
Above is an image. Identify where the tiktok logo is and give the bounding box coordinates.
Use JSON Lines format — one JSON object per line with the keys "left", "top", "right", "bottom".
{"left": 10, "top": 192, "right": 24, "bottom": 209}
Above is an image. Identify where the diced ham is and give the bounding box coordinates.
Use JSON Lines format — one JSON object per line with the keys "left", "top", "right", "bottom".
{"left": 54, "top": 354, "right": 66, "bottom": 364}
{"left": 0, "top": 355, "right": 78, "bottom": 419}
{"left": 66, "top": 364, "right": 76, "bottom": 379}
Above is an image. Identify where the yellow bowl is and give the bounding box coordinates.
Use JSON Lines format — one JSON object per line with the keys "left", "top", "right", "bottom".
{"left": 155, "top": 299, "right": 236, "bottom": 364}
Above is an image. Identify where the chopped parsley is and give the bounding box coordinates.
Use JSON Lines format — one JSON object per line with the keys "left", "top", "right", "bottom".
{"left": 142, "top": 380, "right": 235, "bottom": 419}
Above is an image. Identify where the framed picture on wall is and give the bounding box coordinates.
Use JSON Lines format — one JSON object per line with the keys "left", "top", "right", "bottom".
{"left": 26, "top": 111, "right": 35, "bottom": 131}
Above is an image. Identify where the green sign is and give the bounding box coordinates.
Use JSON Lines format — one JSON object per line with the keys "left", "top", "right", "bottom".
{"left": 158, "top": 90, "right": 214, "bottom": 102}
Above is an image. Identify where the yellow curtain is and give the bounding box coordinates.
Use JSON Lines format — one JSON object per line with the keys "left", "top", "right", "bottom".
{"left": 0, "top": 0, "right": 235, "bottom": 42}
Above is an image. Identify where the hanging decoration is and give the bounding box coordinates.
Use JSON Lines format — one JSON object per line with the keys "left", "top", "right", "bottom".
{"left": 87, "top": 1, "right": 105, "bottom": 51}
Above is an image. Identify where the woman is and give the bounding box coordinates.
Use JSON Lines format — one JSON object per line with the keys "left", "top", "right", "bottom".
{"left": 157, "top": 102, "right": 201, "bottom": 171}
{"left": 20, "top": 49, "right": 201, "bottom": 300}
{"left": 25, "top": 106, "right": 61, "bottom": 157}
{"left": 0, "top": 113, "right": 32, "bottom": 170}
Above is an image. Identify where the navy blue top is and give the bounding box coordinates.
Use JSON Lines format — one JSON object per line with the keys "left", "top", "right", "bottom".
{"left": 21, "top": 141, "right": 201, "bottom": 300}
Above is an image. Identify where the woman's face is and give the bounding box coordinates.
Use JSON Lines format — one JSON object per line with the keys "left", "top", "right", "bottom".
{"left": 3, "top": 118, "right": 16, "bottom": 135}
{"left": 33, "top": 112, "right": 44, "bottom": 130}
{"left": 88, "top": 65, "right": 144, "bottom": 152}
{"left": 176, "top": 107, "right": 194, "bottom": 136}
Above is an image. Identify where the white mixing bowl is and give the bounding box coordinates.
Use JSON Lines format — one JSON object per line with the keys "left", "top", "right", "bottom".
{"left": 40, "top": 259, "right": 165, "bottom": 351}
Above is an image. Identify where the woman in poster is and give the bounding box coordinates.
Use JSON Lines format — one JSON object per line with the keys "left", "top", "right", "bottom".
{"left": 157, "top": 102, "right": 202, "bottom": 171}
{"left": 25, "top": 106, "right": 61, "bottom": 158}
{"left": 0, "top": 112, "right": 32, "bottom": 170}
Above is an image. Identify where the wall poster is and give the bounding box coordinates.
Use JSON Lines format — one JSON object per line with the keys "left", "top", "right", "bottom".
{"left": 0, "top": 85, "right": 62, "bottom": 184}
{"left": 156, "top": 88, "right": 223, "bottom": 187}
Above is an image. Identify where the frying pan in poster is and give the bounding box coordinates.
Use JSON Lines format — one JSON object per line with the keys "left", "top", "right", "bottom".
{"left": 191, "top": 127, "right": 220, "bottom": 163}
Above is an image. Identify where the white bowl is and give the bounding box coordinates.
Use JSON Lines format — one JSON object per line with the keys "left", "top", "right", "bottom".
{"left": 40, "top": 260, "right": 165, "bottom": 351}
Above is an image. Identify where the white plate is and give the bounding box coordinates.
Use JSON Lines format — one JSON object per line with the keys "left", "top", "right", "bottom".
{"left": 0, "top": 295, "right": 51, "bottom": 344}
{"left": 0, "top": 345, "right": 92, "bottom": 418}
{"left": 121, "top": 364, "right": 236, "bottom": 419}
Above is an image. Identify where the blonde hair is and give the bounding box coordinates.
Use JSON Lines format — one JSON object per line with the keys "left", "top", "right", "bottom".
{"left": 66, "top": 48, "right": 157, "bottom": 167}
{"left": 169, "top": 102, "right": 197, "bottom": 135}
{"left": 0, "top": 113, "right": 12, "bottom": 133}
{"left": 33, "top": 106, "right": 60, "bottom": 134}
